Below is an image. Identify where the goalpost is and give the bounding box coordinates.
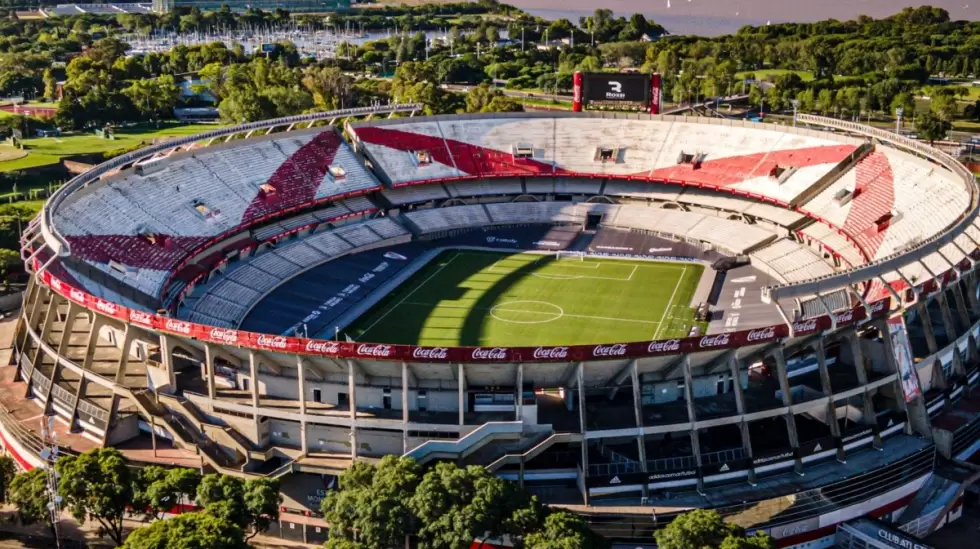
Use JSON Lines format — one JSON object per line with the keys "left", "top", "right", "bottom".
{"left": 555, "top": 251, "right": 586, "bottom": 261}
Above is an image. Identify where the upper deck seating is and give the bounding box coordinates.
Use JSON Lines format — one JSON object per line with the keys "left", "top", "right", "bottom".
{"left": 404, "top": 205, "right": 491, "bottom": 234}
{"left": 381, "top": 184, "right": 450, "bottom": 205}
{"left": 52, "top": 128, "right": 380, "bottom": 302}
{"left": 446, "top": 179, "right": 523, "bottom": 197}
{"left": 751, "top": 239, "right": 836, "bottom": 282}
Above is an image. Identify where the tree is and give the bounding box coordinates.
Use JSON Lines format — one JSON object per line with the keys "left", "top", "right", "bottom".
{"left": 525, "top": 511, "right": 607, "bottom": 549}
{"left": 242, "top": 478, "right": 281, "bottom": 540}
{"left": 930, "top": 92, "right": 958, "bottom": 121}
{"left": 124, "top": 75, "right": 181, "bottom": 121}
{"left": 9, "top": 468, "right": 55, "bottom": 538}
{"left": 321, "top": 457, "right": 421, "bottom": 549}
{"left": 410, "top": 463, "right": 521, "bottom": 549}
{"left": 42, "top": 69, "right": 58, "bottom": 102}
{"left": 915, "top": 111, "right": 951, "bottom": 145}
{"left": 196, "top": 474, "right": 280, "bottom": 540}
{"left": 654, "top": 510, "right": 773, "bottom": 549}
{"left": 122, "top": 511, "right": 248, "bottom": 549}
{"left": 57, "top": 448, "right": 134, "bottom": 546}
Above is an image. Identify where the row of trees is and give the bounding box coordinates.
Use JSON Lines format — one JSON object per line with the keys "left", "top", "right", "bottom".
{"left": 5, "top": 448, "right": 280, "bottom": 548}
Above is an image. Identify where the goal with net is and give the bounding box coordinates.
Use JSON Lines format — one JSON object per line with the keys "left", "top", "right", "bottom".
{"left": 555, "top": 251, "right": 586, "bottom": 261}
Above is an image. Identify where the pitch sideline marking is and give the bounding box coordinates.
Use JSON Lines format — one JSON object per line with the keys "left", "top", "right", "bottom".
{"left": 652, "top": 266, "right": 687, "bottom": 341}
{"left": 355, "top": 252, "right": 462, "bottom": 340}
{"left": 402, "top": 301, "right": 662, "bottom": 326}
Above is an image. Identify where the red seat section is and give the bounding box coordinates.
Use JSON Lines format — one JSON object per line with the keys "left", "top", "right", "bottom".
{"left": 241, "top": 131, "right": 343, "bottom": 224}
{"left": 65, "top": 234, "right": 210, "bottom": 271}
{"left": 648, "top": 145, "right": 857, "bottom": 187}
{"left": 355, "top": 127, "right": 566, "bottom": 177}
{"left": 840, "top": 153, "right": 895, "bottom": 259}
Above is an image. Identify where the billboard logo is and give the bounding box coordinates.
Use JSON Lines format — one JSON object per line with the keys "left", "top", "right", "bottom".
{"left": 256, "top": 334, "right": 288, "bottom": 349}
{"left": 746, "top": 326, "right": 776, "bottom": 342}
{"left": 412, "top": 347, "right": 449, "bottom": 360}
{"left": 792, "top": 319, "right": 818, "bottom": 334}
{"left": 209, "top": 328, "right": 239, "bottom": 345}
{"left": 532, "top": 346, "right": 569, "bottom": 360}
{"left": 472, "top": 347, "right": 508, "bottom": 360}
{"left": 606, "top": 81, "right": 626, "bottom": 99}
{"left": 698, "top": 334, "right": 731, "bottom": 348}
{"left": 129, "top": 310, "right": 153, "bottom": 326}
{"left": 647, "top": 339, "right": 681, "bottom": 353}
{"left": 384, "top": 251, "right": 408, "bottom": 261}
{"left": 306, "top": 340, "right": 340, "bottom": 354}
{"left": 69, "top": 288, "right": 86, "bottom": 303}
{"left": 95, "top": 299, "right": 118, "bottom": 316}
{"left": 593, "top": 343, "right": 627, "bottom": 357}
{"left": 357, "top": 344, "right": 393, "bottom": 358}
{"left": 165, "top": 319, "right": 192, "bottom": 335}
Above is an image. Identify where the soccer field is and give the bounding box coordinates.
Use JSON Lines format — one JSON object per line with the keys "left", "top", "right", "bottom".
{"left": 344, "top": 250, "right": 707, "bottom": 347}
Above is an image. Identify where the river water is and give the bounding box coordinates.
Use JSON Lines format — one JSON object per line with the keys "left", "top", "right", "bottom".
{"left": 510, "top": 0, "right": 980, "bottom": 36}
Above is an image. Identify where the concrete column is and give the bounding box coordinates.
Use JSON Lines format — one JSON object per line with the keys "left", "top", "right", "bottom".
{"left": 204, "top": 343, "right": 216, "bottom": 404}
{"left": 952, "top": 283, "right": 972, "bottom": 327}
{"left": 629, "top": 360, "right": 649, "bottom": 498}
{"left": 952, "top": 347, "right": 967, "bottom": 378}
{"left": 45, "top": 302, "right": 81, "bottom": 412}
{"left": 515, "top": 363, "right": 524, "bottom": 422}
{"left": 682, "top": 357, "right": 704, "bottom": 493}
{"left": 938, "top": 292, "right": 959, "bottom": 341}
{"left": 576, "top": 363, "right": 589, "bottom": 505}
{"left": 248, "top": 351, "right": 260, "bottom": 408}
{"left": 727, "top": 354, "right": 756, "bottom": 484}
{"left": 71, "top": 314, "right": 104, "bottom": 427}
{"left": 847, "top": 333, "right": 881, "bottom": 448}
{"left": 159, "top": 335, "right": 177, "bottom": 390}
{"left": 964, "top": 272, "right": 980, "bottom": 315}
{"left": 771, "top": 348, "right": 803, "bottom": 475}
{"left": 813, "top": 341, "right": 844, "bottom": 461}
{"left": 347, "top": 360, "right": 358, "bottom": 459}
{"left": 457, "top": 363, "right": 465, "bottom": 427}
{"left": 402, "top": 362, "right": 410, "bottom": 454}
{"left": 297, "top": 356, "right": 308, "bottom": 456}
{"left": 13, "top": 277, "right": 39, "bottom": 358}
{"left": 877, "top": 319, "right": 932, "bottom": 439}
{"left": 917, "top": 301, "right": 939, "bottom": 354}
{"left": 114, "top": 326, "right": 136, "bottom": 386}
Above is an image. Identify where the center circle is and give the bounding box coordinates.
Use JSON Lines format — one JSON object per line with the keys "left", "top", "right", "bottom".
{"left": 489, "top": 300, "right": 564, "bottom": 324}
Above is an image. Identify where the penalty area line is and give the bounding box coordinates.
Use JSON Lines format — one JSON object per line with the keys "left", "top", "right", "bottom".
{"left": 652, "top": 266, "right": 686, "bottom": 340}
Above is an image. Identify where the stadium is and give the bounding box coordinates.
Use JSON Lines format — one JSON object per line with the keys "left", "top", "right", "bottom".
{"left": 6, "top": 98, "right": 980, "bottom": 548}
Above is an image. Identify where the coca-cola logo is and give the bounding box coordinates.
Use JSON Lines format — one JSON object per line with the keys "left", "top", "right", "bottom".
{"left": 95, "top": 299, "right": 117, "bottom": 315}
{"left": 835, "top": 310, "right": 855, "bottom": 324}
{"left": 747, "top": 326, "right": 776, "bottom": 342}
{"left": 593, "top": 343, "right": 627, "bottom": 357}
{"left": 698, "top": 334, "right": 731, "bottom": 348}
{"left": 209, "top": 328, "right": 239, "bottom": 345}
{"left": 50, "top": 278, "right": 62, "bottom": 292}
{"left": 256, "top": 334, "right": 288, "bottom": 349}
{"left": 412, "top": 347, "right": 449, "bottom": 360}
{"left": 871, "top": 300, "right": 886, "bottom": 314}
{"left": 165, "top": 319, "right": 192, "bottom": 335}
{"left": 306, "top": 340, "right": 340, "bottom": 354}
{"left": 647, "top": 339, "right": 681, "bottom": 353}
{"left": 471, "top": 347, "right": 508, "bottom": 360}
{"left": 129, "top": 310, "right": 153, "bottom": 325}
{"left": 69, "top": 288, "right": 86, "bottom": 303}
{"left": 532, "top": 346, "right": 569, "bottom": 360}
{"left": 356, "top": 344, "right": 393, "bottom": 358}
{"left": 792, "top": 319, "right": 818, "bottom": 333}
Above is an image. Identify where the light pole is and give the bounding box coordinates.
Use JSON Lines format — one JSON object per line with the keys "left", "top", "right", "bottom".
{"left": 895, "top": 107, "right": 904, "bottom": 134}
{"left": 791, "top": 99, "right": 800, "bottom": 127}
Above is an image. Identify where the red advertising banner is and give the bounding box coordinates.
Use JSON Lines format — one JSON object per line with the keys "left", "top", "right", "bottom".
{"left": 36, "top": 266, "right": 891, "bottom": 364}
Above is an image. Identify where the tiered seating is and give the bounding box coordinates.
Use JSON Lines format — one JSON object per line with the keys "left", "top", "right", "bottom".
{"left": 333, "top": 223, "right": 383, "bottom": 247}
{"left": 752, "top": 239, "right": 836, "bottom": 282}
{"left": 743, "top": 202, "right": 806, "bottom": 226}
{"left": 602, "top": 181, "right": 684, "bottom": 201}
{"left": 381, "top": 184, "right": 449, "bottom": 205}
{"left": 53, "top": 128, "right": 379, "bottom": 303}
{"left": 404, "top": 205, "right": 491, "bottom": 234}
{"left": 554, "top": 178, "right": 602, "bottom": 194}
{"left": 799, "top": 223, "right": 864, "bottom": 267}
{"left": 367, "top": 218, "right": 409, "bottom": 239}
{"left": 603, "top": 205, "right": 775, "bottom": 254}
{"left": 485, "top": 202, "right": 575, "bottom": 225}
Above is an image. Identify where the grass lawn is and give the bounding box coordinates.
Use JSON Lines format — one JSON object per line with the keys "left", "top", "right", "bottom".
{"left": 0, "top": 122, "right": 221, "bottom": 173}
{"left": 343, "top": 250, "right": 706, "bottom": 346}
{"left": 736, "top": 69, "right": 815, "bottom": 82}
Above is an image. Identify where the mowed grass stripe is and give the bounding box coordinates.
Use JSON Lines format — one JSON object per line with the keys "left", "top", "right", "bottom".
{"left": 346, "top": 250, "right": 706, "bottom": 346}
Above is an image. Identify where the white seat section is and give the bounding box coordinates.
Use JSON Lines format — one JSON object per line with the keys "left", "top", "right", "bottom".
{"left": 339, "top": 196, "right": 376, "bottom": 213}
{"left": 554, "top": 177, "right": 602, "bottom": 194}
{"left": 382, "top": 184, "right": 449, "bottom": 205}
{"left": 367, "top": 218, "right": 410, "bottom": 239}
{"left": 742, "top": 202, "right": 806, "bottom": 226}
{"left": 250, "top": 252, "right": 304, "bottom": 279}
{"left": 357, "top": 120, "right": 463, "bottom": 184}
{"left": 525, "top": 179, "right": 555, "bottom": 194}
{"left": 751, "top": 239, "right": 836, "bottom": 282}
{"left": 551, "top": 119, "right": 669, "bottom": 174}
{"left": 313, "top": 140, "right": 381, "bottom": 199}
{"left": 304, "top": 231, "right": 353, "bottom": 257}
{"left": 404, "top": 205, "right": 491, "bottom": 234}
{"left": 333, "top": 223, "right": 383, "bottom": 248}
{"left": 679, "top": 189, "right": 756, "bottom": 213}
{"left": 275, "top": 242, "right": 328, "bottom": 267}
{"left": 799, "top": 223, "right": 865, "bottom": 267}
{"left": 227, "top": 264, "right": 281, "bottom": 291}
{"left": 439, "top": 118, "right": 557, "bottom": 172}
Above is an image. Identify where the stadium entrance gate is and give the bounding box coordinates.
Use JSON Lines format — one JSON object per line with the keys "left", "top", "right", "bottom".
{"left": 834, "top": 518, "right": 933, "bottom": 549}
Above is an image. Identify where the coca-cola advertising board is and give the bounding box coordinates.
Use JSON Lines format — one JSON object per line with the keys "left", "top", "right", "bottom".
{"left": 35, "top": 267, "right": 890, "bottom": 365}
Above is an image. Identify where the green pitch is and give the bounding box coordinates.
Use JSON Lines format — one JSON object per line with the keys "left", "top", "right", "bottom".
{"left": 345, "top": 250, "right": 707, "bottom": 346}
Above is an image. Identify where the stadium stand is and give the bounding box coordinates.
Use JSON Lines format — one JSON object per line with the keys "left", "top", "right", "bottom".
{"left": 381, "top": 184, "right": 450, "bottom": 205}
{"left": 751, "top": 239, "right": 837, "bottom": 283}
{"left": 403, "top": 205, "right": 492, "bottom": 234}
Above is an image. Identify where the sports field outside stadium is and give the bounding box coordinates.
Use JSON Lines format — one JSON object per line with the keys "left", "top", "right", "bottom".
{"left": 343, "top": 250, "right": 707, "bottom": 347}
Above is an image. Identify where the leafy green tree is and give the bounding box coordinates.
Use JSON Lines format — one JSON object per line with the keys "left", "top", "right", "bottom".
{"left": 42, "top": 69, "right": 58, "bottom": 102}
{"left": 915, "top": 111, "right": 951, "bottom": 145}
{"left": 930, "top": 92, "right": 958, "bottom": 121}
{"left": 321, "top": 457, "right": 421, "bottom": 549}
{"left": 0, "top": 248, "right": 20, "bottom": 281}
{"left": 9, "top": 468, "right": 56, "bottom": 538}
{"left": 524, "top": 510, "right": 607, "bottom": 549}
{"left": 124, "top": 75, "right": 180, "bottom": 121}
{"left": 57, "top": 448, "right": 134, "bottom": 546}
{"left": 654, "top": 509, "right": 773, "bottom": 549}
{"left": 409, "top": 463, "right": 521, "bottom": 549}
{"left": 122, "top": 511, "right": 248, "bottom": 549}
{"left": 196, "top": 474, "right": 280, "bottom": 540}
